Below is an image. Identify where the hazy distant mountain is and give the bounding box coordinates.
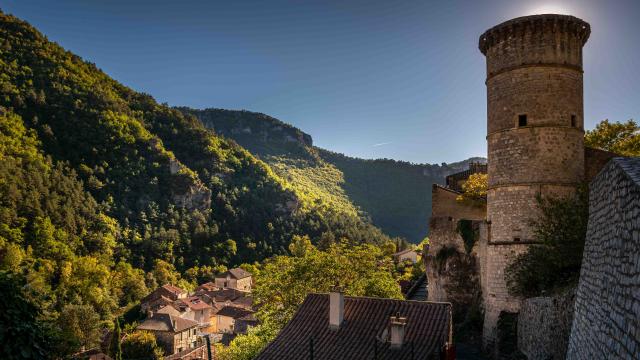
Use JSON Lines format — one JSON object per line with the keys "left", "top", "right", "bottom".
{"left": 179, "top": 107, "right": 485, "bottom": 242}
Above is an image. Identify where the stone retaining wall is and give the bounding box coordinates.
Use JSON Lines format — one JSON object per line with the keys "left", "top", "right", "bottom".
{"left": 567, "top": 158, "right": 640, "bottom": 359}
{"left": 517, "top": 289, "right": 575, "bottom": 360}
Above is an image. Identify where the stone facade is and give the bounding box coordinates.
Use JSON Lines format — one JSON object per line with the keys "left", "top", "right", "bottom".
{"left": 478, "top": 14, "right": 590, "bottom": 346}
{"left": 517, "top": 288, "right": 576, "bottom": 360}
{"left": 567, "top": 158, "right": 640, "bottom": 359}
{"left": 426, "top": 179, "right": 485, "bottom": 335}
{"left": 426, "top": 217, "right": 473, "bottom": 302}
{"left": 427, "top": 182, "right": 486, "bottom": 304}
{"left": 431, "top": 184, "right": 486, "bottom": 220}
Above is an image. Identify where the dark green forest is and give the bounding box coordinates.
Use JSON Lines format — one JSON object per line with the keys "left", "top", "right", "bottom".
{"left": 181, "top": 107, "right": 483, "bottom": 242}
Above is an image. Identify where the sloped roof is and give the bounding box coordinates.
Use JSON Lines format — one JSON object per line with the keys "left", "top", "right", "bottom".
{"left": 176, "top": 296, "right": 212, "bottom": 311}
{"left": 614, "top": 157, "right": 640, "bottom": 185}
{"left": 238, "top": 313, "right": 258, "bottom": 322}
{"left": 393, "top": 248, "right": 416, "bottom": 257}
{"left": 141, "top": 284, "right": 187, "bottom": 304}
{"left": 217, "top": 268, "right": 251, "bottom": 280}
{"left": 201, "top": 288, "right": 247, "bottom": 302}
{"left": 137, "top": 313, "right": 198, "bottom": 333}
{"left": 255, "top": 294, "right": 451, "bottom": 360}
{"left": 231, "top": 295, "right": 253, "bottom": 309}
{"left": 162, "top": 283, "right": 186, "bottom": 294}
{"left": 195, "top": 282, "right": 218, "bottom": 292}
{"left": 216, "top": 306, "right": 255, "bottom": 319}
{"left": 156, "top": 305, "right": 181, "bottom": 317}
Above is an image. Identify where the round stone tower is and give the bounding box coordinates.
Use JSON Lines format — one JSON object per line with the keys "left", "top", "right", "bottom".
{"left": 478, "top": 14, "right": 590, "bottom": 347}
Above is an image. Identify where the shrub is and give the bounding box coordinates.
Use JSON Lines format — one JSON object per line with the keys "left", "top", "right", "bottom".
{"left": 505, "top": 186, "right": 588, "bottom": 297}
{"left": 456, "top": 219, "right": 478, "bottom": 254}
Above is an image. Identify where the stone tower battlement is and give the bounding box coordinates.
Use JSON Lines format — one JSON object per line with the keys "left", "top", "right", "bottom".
{"left": 479, "top": 14, "right": 590, "bottom": 77}
{"left": 478, "top": 14, "right": 590, "bottom": 349}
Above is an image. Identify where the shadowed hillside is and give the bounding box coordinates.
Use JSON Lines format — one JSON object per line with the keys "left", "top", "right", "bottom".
{"left": 179, "top": 107, "right": 484, "bottom": 242}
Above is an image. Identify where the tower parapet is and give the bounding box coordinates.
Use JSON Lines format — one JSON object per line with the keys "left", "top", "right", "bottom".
{"left": 478, "top": 14, "right": 590, "bottom": 350}
{"left": 479, "top": 14, "right": 590, "bottom": 77}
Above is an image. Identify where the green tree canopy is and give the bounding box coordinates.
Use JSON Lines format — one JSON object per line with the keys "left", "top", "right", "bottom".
{"left": 585, "top": 119, "right": 640, "bottom": 156}
{"left": 121, "top": 331, "right": 163, "bottom": 360}
{"left": 0, "top": 271, "right": 60, "bottom": 359}
{"left": 505, "top": 187, "right": 589, "bottom": 297}
{"left": 456, "top": 173, "right": 488, "bottom": 205}
{"left": 217, "top": 241, "right": 402, "bottom": 360}
{"left": 57, "top": 304, "right": 102, "bottom": 353}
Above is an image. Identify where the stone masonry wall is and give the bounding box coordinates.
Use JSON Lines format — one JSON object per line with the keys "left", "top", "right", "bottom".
{"left": 427, "top": 184, "right": 485, "bottom": 303}
{"left": 517, "top": 288, "right": 576, "bottom": 360}
{"left": 487, "top": 68, "right": 585, "bottom": 134}
{"left": 481, "top": 243, "right": 530, "bottom": 346}
{"left": 431, "top": 185, "right": 486, "bottom": 220}
{"left": 567, "top": 158, "right": 640, "bottom": 359}
{"left": 488, "top": 126, "right": 585, "bottom": 187}
{"left": 487, "top": 185, "right": 576, "bottom": 244}
{"left": 426, "top": 216, "right": 468, "bottom": 302}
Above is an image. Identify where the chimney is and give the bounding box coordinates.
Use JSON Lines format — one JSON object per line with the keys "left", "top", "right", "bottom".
{"left": 389, "top": 313, "right": 407, "bottom": 349}
{"left": 328, "top": 286, "right": 344, "bottom": 330}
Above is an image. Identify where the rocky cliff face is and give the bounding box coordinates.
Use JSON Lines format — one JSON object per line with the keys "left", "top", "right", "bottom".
{"left": 179, "top": 108, "right": 313, "bottom": 153}
{"left": 168, "top": 159, "right": 212, "bottom": 211}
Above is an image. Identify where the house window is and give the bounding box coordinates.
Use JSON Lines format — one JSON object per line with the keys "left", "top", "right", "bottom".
{"left": 518, "top": 114, "right": 527, "bottom": 127}
{"left": 513, "top": 237, "right": 521, "bottom": 242}
{"left": 571, "top": 115, "right": 577, "bottom": 127}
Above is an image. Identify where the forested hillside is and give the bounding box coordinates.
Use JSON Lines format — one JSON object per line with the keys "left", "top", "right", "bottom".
{"left": 0, "top": 11, "right": 398, "bottom": 353}
{"left": 181, "top": 107, "right": 484, "bottom": 242}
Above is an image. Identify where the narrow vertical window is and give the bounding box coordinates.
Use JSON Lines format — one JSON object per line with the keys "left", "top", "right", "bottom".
{"left": 571, "top": 114, "right": 577, "bottom": 127}
{"left": 518, "top": 114, "right": 527, "bottom": 127}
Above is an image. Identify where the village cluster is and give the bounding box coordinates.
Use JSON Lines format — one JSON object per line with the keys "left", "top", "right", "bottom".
{"left": 137, "top": 268, "right": 255, "bottom": 358}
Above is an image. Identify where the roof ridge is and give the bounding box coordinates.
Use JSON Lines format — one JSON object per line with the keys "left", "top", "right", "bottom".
{"left": 308, "top": 293, "right": 452, "bottom": 306}
{"left": 612, "top": 157, "right": 640, "bottom": 187}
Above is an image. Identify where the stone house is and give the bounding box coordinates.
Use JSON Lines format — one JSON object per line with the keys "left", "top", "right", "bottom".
{"left": 174, "top": 296, "right": 213, "bottom": 329}
{"left": 194, "top": 281, "right": 218, "bottom": 292}
{"left": 215, "top": 306, "right": 256, "bottom": 334}
{"left": 214, "top": 268, "right": 252, "bottom": 292}
{"left": 192, "top": 288, "right": 253, "bottom": 334}
{"left": 72, "top": 349, "right": 113, "bottom": 360}
{"left": 392, "top": 248, "right": 418, "bottom": 263}
{"left": 137, "top": 313, "right": 200, "bottom": 355}
{"left": 140, "top": 284, "right": 187, "bottom": 314}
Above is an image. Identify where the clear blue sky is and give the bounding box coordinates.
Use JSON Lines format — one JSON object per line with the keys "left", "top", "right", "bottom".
{"left": 3, "top": 0, "right": 639, "bottom": 164}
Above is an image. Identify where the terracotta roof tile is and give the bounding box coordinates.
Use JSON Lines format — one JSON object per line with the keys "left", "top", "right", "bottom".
{"left": 177, "top": 296, "right": 212, "bottom": 311}
{"left": 141, "top": 284, "right": 186, "bottom": 304}
{"left": 255, "top": 294, "right": 451, "bottom": 360}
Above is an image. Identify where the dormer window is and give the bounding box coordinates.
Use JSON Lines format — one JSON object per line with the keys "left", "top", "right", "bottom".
{"left": 518, "top": 114, "right": 527, "bottom": 127}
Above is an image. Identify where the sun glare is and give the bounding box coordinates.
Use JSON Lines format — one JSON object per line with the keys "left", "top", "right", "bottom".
{"left": 525, "top": 3, "right": 571, "bottom": 15}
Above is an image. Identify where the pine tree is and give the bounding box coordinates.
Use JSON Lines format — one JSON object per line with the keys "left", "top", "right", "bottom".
{"left": 110, "top": 318, "right": 122, "bottom": 360}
